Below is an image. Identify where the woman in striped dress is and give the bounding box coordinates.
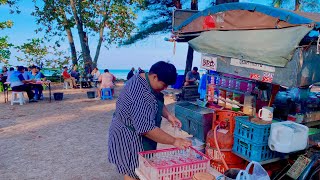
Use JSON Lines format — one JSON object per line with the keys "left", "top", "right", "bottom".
{"left": 108, "top": 61, "right": 192, "bottom": 180}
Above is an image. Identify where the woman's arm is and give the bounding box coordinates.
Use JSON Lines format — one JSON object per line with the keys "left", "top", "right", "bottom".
{"left": 145, "top": 127, "right": 191, "bottom": 149}
{"left": 162, "top": 105, "right": 182, "bottom": 128}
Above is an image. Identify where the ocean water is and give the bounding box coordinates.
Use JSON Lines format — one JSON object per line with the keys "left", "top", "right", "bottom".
{"left": 106, "top": 69, "right": 187, "bottom": 80}
{"left": 4, "top": 69, "right": 204, "bottom": 80}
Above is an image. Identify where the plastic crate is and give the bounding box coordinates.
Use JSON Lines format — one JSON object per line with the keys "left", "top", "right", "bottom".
{"left": 172, "top": 75, "right": 184, "bottom": 89}
{"left": 234, "top": 116, "right": 271, "bottom": 145}
{"left": 232, "top": 135, "right": 280, "bottom": 162}
{"left": 138, "top": 147, "right": 210, "bottom": 180}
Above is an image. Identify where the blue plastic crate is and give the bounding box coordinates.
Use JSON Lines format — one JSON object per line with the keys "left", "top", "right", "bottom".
{"left": 234, "top": 116, "right": 271, "bottom": 145}
{"left": 232, "top": 135, "right": 281, "bottom": 162}
{"left": 172, "top": 75, "right": 184, "bottom": 89}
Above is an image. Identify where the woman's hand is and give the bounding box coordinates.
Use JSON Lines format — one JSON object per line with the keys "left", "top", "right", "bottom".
{"left": 167, "top": 115, "right": 182, "bottom": 128}
{"left": 173, "top": 138, "right": 192, "bottom": 149}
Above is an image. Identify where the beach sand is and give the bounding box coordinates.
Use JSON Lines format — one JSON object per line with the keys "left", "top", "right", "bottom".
{"left": 0, "top": 83, "right": 187, "bottom": 179}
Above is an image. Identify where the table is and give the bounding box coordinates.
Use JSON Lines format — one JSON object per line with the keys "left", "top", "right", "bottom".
{"left": 3, "top": 82, "right": 9, "bottom": 103}
{"left": 36, "top": 81, "right": 52, "bottom": 102}
{"left": 3, "top": 81, "right": 52, "bottom": 103}
{"left": 79, "top": 80, "right": 92, "bottom": 88}
{"left": 302, "top": 120, "right": 320, "bottom": 127}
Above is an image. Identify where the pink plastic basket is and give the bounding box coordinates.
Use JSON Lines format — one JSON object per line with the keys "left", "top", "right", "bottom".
{"left": 138, "top": 147, "right": 210, "bottom": 180}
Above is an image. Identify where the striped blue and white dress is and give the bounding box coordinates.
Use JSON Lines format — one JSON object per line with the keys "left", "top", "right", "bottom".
{"left": 108, "top": 73, "right": 159, "bottom": 178}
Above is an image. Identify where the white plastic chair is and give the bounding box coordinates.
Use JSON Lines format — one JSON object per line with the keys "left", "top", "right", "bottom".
{"left": 11, "top": 91, "right": 26, "bottom": 105}
{"left": 63, "top": 81, "right": 70, "bottom": 89}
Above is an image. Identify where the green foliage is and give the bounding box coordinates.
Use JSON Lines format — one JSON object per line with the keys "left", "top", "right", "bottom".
{"left": 272, "top": 0, "right": 320, "bottom": 11}
{"left": 121, "top": 0, "right": 174, "bottom": 46}
{"left": 0, "top": 36, "right": 14, "bottom": 63}
{"left": 32, "top": 0, "right": 145, "bottom": 67}
{"left": 122, "top": 21, "right": 171, "bottom": 45}
{"left": 44, "top": 47, "right": 71, "bottom": 69}
{"left": 14, "top": 38, "right": 70, "bottom": 69}
{"left": 0, "top": 20, "right": 13, "bottom": 29}
{"left": 300, "top": 0, "right": 320, "bottom": 12}
{"left": 0, "top": 0, "right": 18, "bottom": 64}
{"left": 15, "top": 38, "right": 48, "bottom": 65}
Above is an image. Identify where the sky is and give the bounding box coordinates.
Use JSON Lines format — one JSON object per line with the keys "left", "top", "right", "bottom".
{"left": 0, "top": 0, "right": 278, "bottom": 70}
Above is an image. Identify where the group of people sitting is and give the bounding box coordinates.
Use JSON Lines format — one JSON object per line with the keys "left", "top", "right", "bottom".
{"left": 0, "top": 65, "right": 46, "bottom": 103}
{"left": 62, "top": 66, "right": 116, "bottom": 99}
{"left": 126, "top": 67, "right": 144, "bottom": 80}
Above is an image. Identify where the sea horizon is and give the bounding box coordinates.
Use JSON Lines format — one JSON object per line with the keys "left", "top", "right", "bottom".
{"left": 1, "top": 68, "right": 205, "bottom": 80}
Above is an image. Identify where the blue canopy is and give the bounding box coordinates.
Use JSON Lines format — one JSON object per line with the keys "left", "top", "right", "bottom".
{"left": 174, "top": 3, "right": 320, "bottom": 31}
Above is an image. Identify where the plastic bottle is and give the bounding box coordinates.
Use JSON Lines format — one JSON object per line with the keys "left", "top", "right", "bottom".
{"left": 221, "top": 76, "right": 227, "bottom": 87}
{"left": 228, "top": 78, "right": 235, "bottom": 89}
{"left": 247, "top": 82, "right": 253, "bottom": 93}
{"left": 235, "top": 80, "right": 241, "bottom": 90}
{"left": 215, "top": 75, "right": 220, "bottom": 86}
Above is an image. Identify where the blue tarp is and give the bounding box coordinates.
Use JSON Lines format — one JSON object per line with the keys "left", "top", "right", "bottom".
{"left": 174, "top": 3, "right": 320, "bottom": 31}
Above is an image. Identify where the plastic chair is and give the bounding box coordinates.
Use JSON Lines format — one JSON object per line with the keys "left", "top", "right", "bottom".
{"left": 0, "top": 82, "right": 3, "bottom": 92}
{"left": 101, "top": 88, "right": 112, "bottom": 100}
{"left": 11, "top": 91, "right": 26, "bottom": 105}
{"left": 64, "top": 81, "right": 70, "bottom": 89}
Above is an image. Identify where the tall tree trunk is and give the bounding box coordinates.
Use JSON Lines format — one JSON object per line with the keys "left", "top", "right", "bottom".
{"left": 184, "top": 0, "right": 198, "bottom": 76}
{"left": 66, "top": 28, "right": 78, "bottom": 65}
{"left": 70, "top": 0, "right": 93, "bottom": 73}
{"left": 93, "top": 0, "right": 111, "bottom": 68}
{"left": 93, "top": 29, "right": 103, "bottom": 69}
{"left": 294, "top": 0, "right": 300, "bottom": 11}
{"left": 60, "top": 8, "right": 78, "bottom": 66}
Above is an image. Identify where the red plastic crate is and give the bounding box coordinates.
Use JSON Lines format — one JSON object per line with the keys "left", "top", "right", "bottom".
{"left": 138, "top": 147, "right": 210, "bottom": 180}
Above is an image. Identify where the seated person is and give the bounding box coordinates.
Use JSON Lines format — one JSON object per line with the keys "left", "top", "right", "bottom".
{"left": 184, "top": 67, "right": 200, "bottom": 86}
{"left": 62, "top": 66, "right": 77, "bottom": 88}
{"left": 22, "top": 67, "right": 30, "bottom": 80}
{"left": 29, "top": 66, "right": 46, "bottom": 100}
{"left": 96, "top": 69, "right": 116, "bottom": 98}
{"left": 9, "top": 66, "right": 37, "bottom": 102}
{"left": 36, "top": 67, "right": 46, "bottom": 81}
{"left": 126, "top": 67, "right": 135, "bottom": 80}
{"left": 1, "top": 66, "right": 8, "bottom": 83}
{"left": 6, "top": 67, "right": 15, "bottom": 82}
{"left": 70, "top": 66, "right": 80, "bottom": 82}
{"left": 91, "top": 67, "right": 100, "bottom": 87}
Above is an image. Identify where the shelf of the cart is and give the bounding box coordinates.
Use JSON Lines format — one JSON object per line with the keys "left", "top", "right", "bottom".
{"left": 201, "top": 46, "right": 320, "bottom": 88}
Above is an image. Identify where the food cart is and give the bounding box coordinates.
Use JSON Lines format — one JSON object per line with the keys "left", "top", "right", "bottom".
{"left": 137, "top": 2, "right": 320, "bottom": 180}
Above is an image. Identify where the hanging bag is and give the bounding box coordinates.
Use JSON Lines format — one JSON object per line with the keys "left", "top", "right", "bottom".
{"left": 236, "top": 161, "right": 270, "bottom": 180}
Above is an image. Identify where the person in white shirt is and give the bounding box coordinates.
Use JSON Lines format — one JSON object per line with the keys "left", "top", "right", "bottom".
{"left": 91, "top": 67, "right": 101, "bottom": 87}
{"left": 96, "top": 69, "right": 115, "bottom": 98}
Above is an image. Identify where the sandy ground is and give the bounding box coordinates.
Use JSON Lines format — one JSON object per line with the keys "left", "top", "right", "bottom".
{"left": 0, "top": 83, "right": 186, "bottom": 180}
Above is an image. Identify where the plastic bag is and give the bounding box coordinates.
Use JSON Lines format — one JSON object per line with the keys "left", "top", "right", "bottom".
{"left": 235, "top": 170, "right": 250, "bottom": 180}
{"left": 236, "top": 161, "right": 270, "bottom": 180}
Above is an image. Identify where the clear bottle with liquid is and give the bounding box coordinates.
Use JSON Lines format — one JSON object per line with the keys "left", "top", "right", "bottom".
{"left": 215, "top": 75, "right": 220, "bottom": 86}
{"left": 235, "top": 80, "right": 241, "bottom": 90}
{"left": 243, "top": 95, "right": 254, "bottom": 116}
{"left": 221, "top": 76, "right": 227, "bottom": 87}
{"left": 247, "top": 82, "right": 253, "bottom": 93}
{"left": 228, "top": 78, "right": 235, "bottom": 89}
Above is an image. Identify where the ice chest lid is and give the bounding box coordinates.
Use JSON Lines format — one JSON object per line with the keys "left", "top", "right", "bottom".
{"left": 176, "top": 102, "right": 215, "bottom": 114}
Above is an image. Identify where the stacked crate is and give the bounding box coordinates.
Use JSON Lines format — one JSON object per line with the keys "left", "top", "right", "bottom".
{"left": 232, "top": 116, "right": 282, "bottom": 162}
{"left": 175, "top": 102, "right": 214, "bottom": 142}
